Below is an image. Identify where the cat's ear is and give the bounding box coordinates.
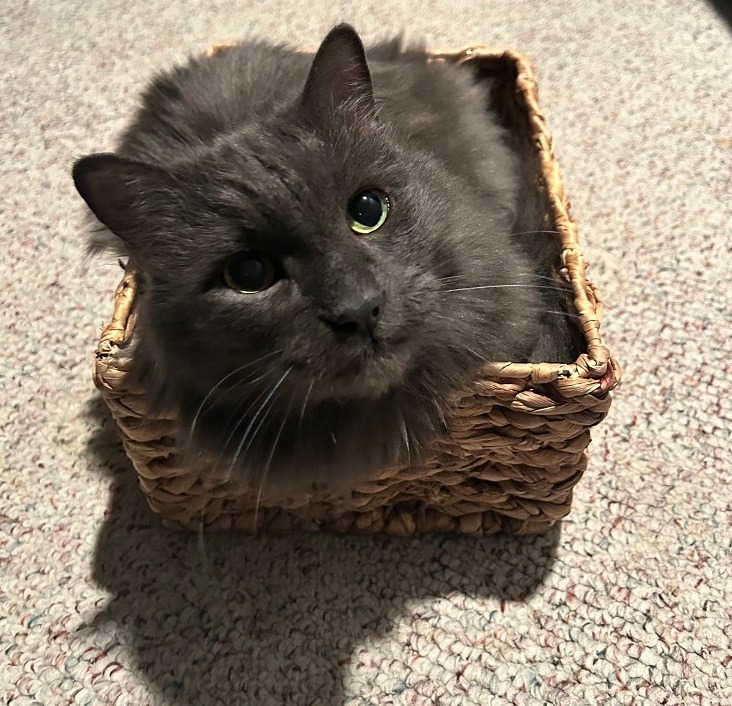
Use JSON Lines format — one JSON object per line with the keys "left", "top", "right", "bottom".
{"left": 72, "top": 153, "right": 176, "bottom": 246}
{"left": 299, "top": 24, "right": 376, "bottom": 124}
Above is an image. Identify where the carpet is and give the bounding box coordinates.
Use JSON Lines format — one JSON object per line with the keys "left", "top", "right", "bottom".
{"left": 2, "top": 0, "right": 730, "bottom": 704}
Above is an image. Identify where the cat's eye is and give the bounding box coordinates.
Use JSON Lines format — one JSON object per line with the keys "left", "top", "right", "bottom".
{"left": 223, "top": 252, "right": 279, "bottom": 293}
{"left": 347, "top": 189, "right": 389, "bottom": 234}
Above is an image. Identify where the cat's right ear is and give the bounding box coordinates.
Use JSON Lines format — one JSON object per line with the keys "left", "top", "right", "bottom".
{"left": 72, "top": 153, "right": 176, "bottom": 247}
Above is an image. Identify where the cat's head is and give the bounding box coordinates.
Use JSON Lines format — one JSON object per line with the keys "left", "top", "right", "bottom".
{"left": 74, "top": 25, "right": 536, "bottom": 472}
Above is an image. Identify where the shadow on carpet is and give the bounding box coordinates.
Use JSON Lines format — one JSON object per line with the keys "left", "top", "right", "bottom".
{"left": 80, "top": 395, "right": 560, "bottom": 705}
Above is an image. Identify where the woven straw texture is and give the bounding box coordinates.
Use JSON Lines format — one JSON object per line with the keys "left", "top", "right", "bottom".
{"left": 93, "top": 46, "right": 621, "bottom": 536}
{"left": 3, "top": 1, "right": 731, "bottom": 704}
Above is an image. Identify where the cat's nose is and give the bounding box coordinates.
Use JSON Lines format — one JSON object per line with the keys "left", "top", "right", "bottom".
{"left": 323, "top": 291, "right": 383, "bottom": 339}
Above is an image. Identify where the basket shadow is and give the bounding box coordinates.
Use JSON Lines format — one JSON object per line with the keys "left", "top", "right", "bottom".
{"left": 82, "top": 394, "right": 561, "bottom": 705}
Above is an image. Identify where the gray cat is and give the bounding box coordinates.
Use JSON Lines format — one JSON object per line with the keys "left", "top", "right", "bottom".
{"left": 74, "top": 25, "right": 582, "bottom": 493}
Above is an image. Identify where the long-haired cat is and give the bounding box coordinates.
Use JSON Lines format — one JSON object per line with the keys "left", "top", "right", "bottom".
{"left": 74, "top": 25, "right": 582, "bottom": 494}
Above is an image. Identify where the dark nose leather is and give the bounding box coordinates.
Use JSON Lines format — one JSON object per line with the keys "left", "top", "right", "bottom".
{"left": 323, "top": 291, "right": 383, "bottom": 338}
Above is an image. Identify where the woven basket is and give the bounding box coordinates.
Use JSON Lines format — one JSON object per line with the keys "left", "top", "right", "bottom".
{"left": 93, "top": 44, "right": 621, "bottom": 536}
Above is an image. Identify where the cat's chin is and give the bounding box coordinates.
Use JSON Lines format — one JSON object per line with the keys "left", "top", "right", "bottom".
{"left": 310, "top": 347, "right": 413, "bottom": 402}
{"left": 326, "top": 371, "right": 393, "bottom": 401}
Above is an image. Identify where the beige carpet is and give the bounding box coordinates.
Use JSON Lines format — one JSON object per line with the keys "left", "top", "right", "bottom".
{"left": 2, "top": 1, "right": 731, "bottom": 704}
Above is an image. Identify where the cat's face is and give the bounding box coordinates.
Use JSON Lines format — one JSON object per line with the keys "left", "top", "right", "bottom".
{"left": 143, "top": 126, "right": 460, "bottom": 403}
{"left": 88, "top": 112, "right": 495, "bottom": 406}
{"left": 74, "top": 26, "right": 536, "bottom": 479}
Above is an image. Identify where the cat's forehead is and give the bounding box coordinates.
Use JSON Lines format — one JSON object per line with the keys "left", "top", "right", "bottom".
{"left": 201, "top": 119, "right": 397, "bottom": 197}
{"left": 170, "top": 120, "right": 420, "bottom": 261}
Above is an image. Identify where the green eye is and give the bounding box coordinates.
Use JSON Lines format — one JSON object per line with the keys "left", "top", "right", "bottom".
{"left": 223, "top": 253, "right": 279, "bottom": 293}
{"left": 347, "top": 189, "right": 389, "bottom": 234}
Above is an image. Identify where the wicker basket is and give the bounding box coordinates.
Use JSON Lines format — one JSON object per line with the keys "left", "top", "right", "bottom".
{"left": 93, "top": 44, "right": 621, "bottom": 536}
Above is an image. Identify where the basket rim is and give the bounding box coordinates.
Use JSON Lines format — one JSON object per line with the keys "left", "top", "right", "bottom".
{"left": 97, "top": 43, "right": 620, "bottom": 392}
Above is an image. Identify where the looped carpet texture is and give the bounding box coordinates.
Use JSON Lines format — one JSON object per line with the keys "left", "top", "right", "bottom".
{"left": 1, "top": 1, "right": 730, "bottom": 704}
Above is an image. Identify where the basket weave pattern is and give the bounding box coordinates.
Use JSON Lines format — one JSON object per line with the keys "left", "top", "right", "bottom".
{"left": 93, "top": 46, "right": 621, "bottom": 536}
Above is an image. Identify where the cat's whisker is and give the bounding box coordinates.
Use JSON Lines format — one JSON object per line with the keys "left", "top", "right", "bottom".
{"left": 435, "top": 272, "right": 568, "bottom": 285}
{"left": 399, "top": 411, "right": 412, "bottom": 467}
{"left": 492, "top": 306, "right": 581, "bottom": 321}
{"left": 187, "top": 370, "right": 281, "bottom": 472}
{"left": 226, "top": 366, "right": 293, "bottom": 480}
{"left": 292, "top": 372, "right": 319, "bottom": 454}
{"left": 253, "top": 395, "right": 294, "bottom": 531}
{"left": 218, "top": 367, "right": 280, "bottom": 405}
{"left": 432, "top": 307, "right": 580, "bottom": 325}
{"left": 439, "top": 283, "right": 570, "bottom": 294}
{"left": 242, "top": 381, "right": 290, "bottom": 465}
{"left": 298, "top": 376, "right": 317, "bottom": 426}
{"left": 205, "top": 362, "right": 289, "bottom": 472}
{"left": 430, "top": 312, "right": 472, "bottom": 327}
{"left": 212, "top": 384, "right": 273, "bottom": 474}
{"left": 508, "top": 229, "right": 560, "bottom": 237}
{"left": 189, "top": 349, "right": 282, "bottom": 441}
{"left": 530, "top": 309, "right": 581, "bottom": 320}
{"left": 463, "top": 346, "right": 489, "bottom": 363}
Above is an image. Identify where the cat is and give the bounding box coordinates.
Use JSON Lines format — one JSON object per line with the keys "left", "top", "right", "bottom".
{"left": 73, "top": 25, "right": 583, "bottom": 495}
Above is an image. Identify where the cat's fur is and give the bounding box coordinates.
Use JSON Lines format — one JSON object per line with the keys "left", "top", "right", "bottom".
{"left": 74, "top": 26, "right": 582, "bottom": 493}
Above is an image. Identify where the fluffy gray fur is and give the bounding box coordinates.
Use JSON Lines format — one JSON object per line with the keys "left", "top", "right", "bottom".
{"left": 73, "top": 25, "right": 582, "bottom": 493}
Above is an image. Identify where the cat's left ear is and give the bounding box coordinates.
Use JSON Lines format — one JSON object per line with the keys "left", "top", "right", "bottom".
{"left": 299, "top": 24, "right": 376, "bottom": 125}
